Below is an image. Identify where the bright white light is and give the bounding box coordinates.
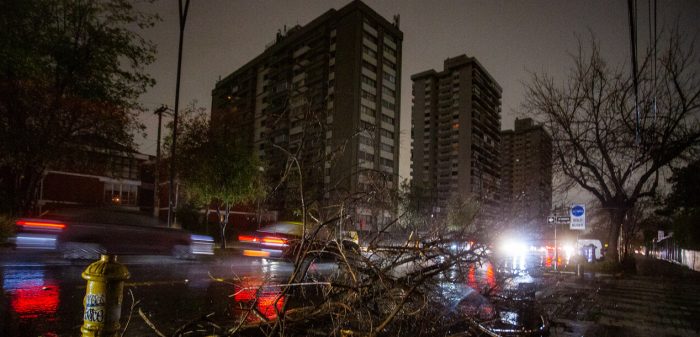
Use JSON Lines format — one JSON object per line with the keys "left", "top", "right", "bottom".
{"left": 563, "top": 244, "right": 574, "bottom": 260}
{"left": 500, "top": 239, "right": 527, "bottom": 257}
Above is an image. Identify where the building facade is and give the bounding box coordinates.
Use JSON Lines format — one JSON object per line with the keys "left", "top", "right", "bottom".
{"left": 38, "top": 150, "right": 153, "bottom": 212}
{"left": 211, "top": 1, "right": 402, "bottom": 227}
{"left": 410, "top": 55, "right": 502, "bottom": 223}
{"left": 499, "top": 117, "right": 552, "bottom": 233}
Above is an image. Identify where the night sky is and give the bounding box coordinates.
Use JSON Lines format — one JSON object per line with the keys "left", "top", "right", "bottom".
{"left": 133, "top": 0, "right": 700, "bottom": 180}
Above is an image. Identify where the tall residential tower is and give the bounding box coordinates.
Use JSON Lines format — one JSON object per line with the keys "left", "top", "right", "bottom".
{"left": 410, "top": 55, "right": 502, "bottom": 223}
{"left": 500, "top": 118, "right": 552, "bottom": 232}
{"left": 212, "top": 1, "right": 402, "bottom": 227}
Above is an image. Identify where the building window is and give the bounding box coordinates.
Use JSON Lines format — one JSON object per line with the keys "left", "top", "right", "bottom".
{"left": 361, "top": 104, "right": 375, "bottom": 117}
{"left": 363, "top": 45, "right": 377, "bottom": 58}
{"left": 384, "top": 59, "right": 397, "bottom": 71}
{"left": 109, "top": 157, "right": 138, "bottom": 180}
{"left": 381, "top": 100, "right": 395, "bottom": 110}
{"left": 360, "top": 135, "right": 374, "bottom": 146}
{"left": 361, "top": 75, "right": 376, "bottom": 87}
{"left": 381, "top": 114, "right": 394, "bottom": 124}
{"left": 380, "top": 129, "right": 394, "bottom": 138}
{"left": 364, "top": 33, "right": 378, "bottom": 45}
{"left": 382, "top": 85, "right": 395, "bottom": 97}
{"left": 359, "top": 151, "right": 374, "bottom": 161}
{"left": 361, "top": 90, "right": 376, "bottom": 101}
{"left": 104, "top": 183, "right": 138, "bottom": 206}
{"left": 381, "top": 158, "right": 393, "bottom": 167}
{"left": 381, "top": 143, "right": 393, "bottom": 153}
{"left": 361, "top": 120, "right": 374, "bottom": 131}
{"left": 362, "top": 60, "right": 377, "bottom": 73}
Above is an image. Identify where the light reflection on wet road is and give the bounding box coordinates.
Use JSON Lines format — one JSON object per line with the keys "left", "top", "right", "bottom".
{"left": 0, "top": 253, "right": 338, "bottom": 336}
{"left": 0, "top": 250, "right": 553, "bottom": 336}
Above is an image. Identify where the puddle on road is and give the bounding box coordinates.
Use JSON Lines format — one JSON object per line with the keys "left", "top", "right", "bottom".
{"left": 1, "top": 266, "right": 85, "bottom": 337}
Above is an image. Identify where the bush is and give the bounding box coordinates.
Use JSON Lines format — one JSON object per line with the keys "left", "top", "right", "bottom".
{"left": 0, "top": 214, "right": 15, "bottom": 246}
{"left": 175, "top": 204, "right": 205, "bottom": 234}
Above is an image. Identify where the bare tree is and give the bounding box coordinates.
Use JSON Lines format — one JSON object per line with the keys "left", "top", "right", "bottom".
{"left": 136, "top": 94, "right": 514, "bottom": 337}
{"left": 523, "top": 30, "right": 700, "bottom": 262}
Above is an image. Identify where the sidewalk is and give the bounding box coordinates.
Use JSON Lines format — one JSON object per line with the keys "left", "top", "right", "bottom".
{"left": 538, "top": 255, "right": 700, "bottom": 337}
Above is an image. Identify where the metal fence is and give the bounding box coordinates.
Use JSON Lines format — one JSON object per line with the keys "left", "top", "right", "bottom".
{"left": 652, "top": 236, "right": 700, "bottom": 272}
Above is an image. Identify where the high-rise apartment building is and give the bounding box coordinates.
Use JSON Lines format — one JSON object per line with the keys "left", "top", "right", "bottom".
{"left": 499, "top": 118, "right": 552, "bottom": 232}
{"left": 211, "top": 1, "right": 402, "bottom": 227}
{"left": 410, "top": 55, "right": 502, "bottom": 223}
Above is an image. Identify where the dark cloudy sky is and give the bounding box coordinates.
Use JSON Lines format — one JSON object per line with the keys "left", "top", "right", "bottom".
{"left": 133, "top": 0, "right": 700, "bottom": 180}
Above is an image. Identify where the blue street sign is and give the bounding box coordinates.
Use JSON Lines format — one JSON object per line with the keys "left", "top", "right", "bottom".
{"left": 571, "top": 205, "right": 584, "bottom": 217}
{"left": 570, "top": 204, "right": 586, "bottom": 230}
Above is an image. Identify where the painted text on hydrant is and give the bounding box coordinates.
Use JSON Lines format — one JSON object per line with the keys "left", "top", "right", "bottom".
{"left": 84, "top": 294, "right": 106, "bottom": 322}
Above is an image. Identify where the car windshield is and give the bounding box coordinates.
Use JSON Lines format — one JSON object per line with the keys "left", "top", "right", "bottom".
{"left": 258, "top": 222, "right": 303, "bottom": 236}
{"left": 40, "top": 208, "right": 166, "bottom": 227}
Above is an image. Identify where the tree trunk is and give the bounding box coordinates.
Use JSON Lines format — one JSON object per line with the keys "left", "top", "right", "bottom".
{"left": 215, "top": 204, "right": 226, "bottom": 249}
{"left": 219, "top": 203, "right": 230, "bottom": 249}
{"left": 606, "top": 208, "right": 627, "bottom": 263}
{"left": 19, "top": 167, "right": 41, "bottom": 215}
{"left": 220, "top": 225, "right": 227, "bottom": 249}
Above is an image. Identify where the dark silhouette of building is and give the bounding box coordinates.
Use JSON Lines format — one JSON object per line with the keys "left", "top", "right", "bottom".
{"left": 211, "top": 1, "right": 402, "bottom": 227}
{"left": 410, "top": 55, "right": 502, "bottom": 223}
{"left": 500, "top": 117, "right": 552, "bottom": 233}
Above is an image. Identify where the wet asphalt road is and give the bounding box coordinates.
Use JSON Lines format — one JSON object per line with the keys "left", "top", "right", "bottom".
{"left": 0, "top": 251, "right": 339, "bottom": 337}
{"left": 0, "top": 249, "right": 545, "bottom": 337}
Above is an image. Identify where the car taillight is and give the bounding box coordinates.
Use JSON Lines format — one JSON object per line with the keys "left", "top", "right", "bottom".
{"left": 238, "top": 235, "right": 258, "bottom": 243}
{"left": 261, "top": 236, "right": 288, "bottom": 246}
{"left": 16, "top": 220, "right": 66, "bottom": 231}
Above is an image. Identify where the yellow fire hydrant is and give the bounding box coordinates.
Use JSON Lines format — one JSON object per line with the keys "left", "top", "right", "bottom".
{"left": 81, "top": 254, "right": 131, "bottom": 337}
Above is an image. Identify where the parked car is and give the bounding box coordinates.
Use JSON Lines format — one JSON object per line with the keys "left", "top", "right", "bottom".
{"left": 238, "top": 221, "right": 359, "bottom": 259}
{"left": 11, "top": 207, "right": 214, "bottom": 260}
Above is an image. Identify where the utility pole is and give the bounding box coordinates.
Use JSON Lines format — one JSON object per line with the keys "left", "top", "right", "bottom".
{"left": 168, "top": 0, "right": 190, "bottom": 227}
{"left": 153, "top": 105, "right": 169, "bottom": 218}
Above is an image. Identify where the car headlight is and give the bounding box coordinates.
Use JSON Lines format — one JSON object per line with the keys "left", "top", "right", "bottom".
{"left": 500, "top": 239, "right": 527, "bottom": 256}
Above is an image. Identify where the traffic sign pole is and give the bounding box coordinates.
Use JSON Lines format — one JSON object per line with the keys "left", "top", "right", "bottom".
{"left": 554, "top": 221, "right": 558, "bottom": 271}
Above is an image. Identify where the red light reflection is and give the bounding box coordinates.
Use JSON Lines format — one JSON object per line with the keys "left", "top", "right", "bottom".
{"left": 256, "top": 292, "right": 284, "bottom": 319}
{"left": 11, "top": 282, "right": 59, "bottom": 319}
{"left": 485, "top": 263, "right": 496, "bottom": 289}
{"left": 233, "top": 279, "right": 286, "bottom": 320}
{"left": 467, "top": 265, "right": 478, "bottom": 289}
{"left": 466, "top": 262, "right": 498, "bottom": 292}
